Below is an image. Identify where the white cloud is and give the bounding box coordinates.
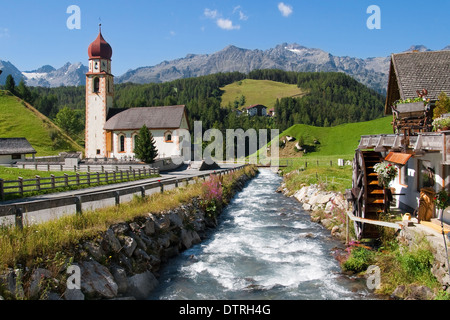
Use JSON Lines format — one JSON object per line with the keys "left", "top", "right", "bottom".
{"left": 204, "top": 8, "right": 241, "bottom": 31}
{"left": 278, "top": 2, "right": 293, "bottom": 17}
{"left": 217, "top": 18, "right": 240, "bottom": 30}
{"left": 204, "top": 8, "right": 218, "bottom": 19}
{"left": 233, "top": 6, "right": 248, "bottom": 21}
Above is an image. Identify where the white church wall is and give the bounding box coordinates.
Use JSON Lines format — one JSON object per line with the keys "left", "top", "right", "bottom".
{"left": 111, "top": 128, "right": 188, "bottom": 161}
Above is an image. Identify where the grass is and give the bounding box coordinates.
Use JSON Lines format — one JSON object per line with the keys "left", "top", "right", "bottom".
{"left": 282, "top": 164, "right": 352, "bottom": 194}
{"left": 340, "top": 235, "right": 443, "bottom": 299}
{"left": 0, "top": 166, "right": 75, "bottom": 181}
{"left": 280, "top": 116, "right": 393, "bottom": 158}
{"left": 0, "top": 166, "right": 257, "bottom": 272}
{"left": 220, "top": 79, "right": 307, "bottom": 109}
{"left": 0, "top": 166, "right": 159, "bottom": 201}
{"left": 0, "top": 90, "right": 83, "bottom": 156}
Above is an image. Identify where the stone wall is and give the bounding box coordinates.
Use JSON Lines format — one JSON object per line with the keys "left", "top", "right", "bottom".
{"left": 277, "top": 183, "right": 350, "bottom": 241}
{"left": 0, "top": 170, "right": 253, "bottom": 300}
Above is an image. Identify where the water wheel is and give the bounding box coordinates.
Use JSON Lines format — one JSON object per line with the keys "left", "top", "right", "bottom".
{"left": 351, "top": 150, "right": 385, "bottom": 240}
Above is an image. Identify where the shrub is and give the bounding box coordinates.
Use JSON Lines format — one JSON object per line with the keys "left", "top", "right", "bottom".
{"left": 342, "top": 247, "right": 375, "bottom": 273}
{"left": 200, "top": 174, "right": 223, "bottom": 217}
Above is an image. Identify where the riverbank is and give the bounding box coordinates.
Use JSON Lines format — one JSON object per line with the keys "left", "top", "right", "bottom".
{"left": 278, "top": 171, "right": 450, "bottom": 300}
{"left": 0, "top": 166, "right": 257, "bottom": 300}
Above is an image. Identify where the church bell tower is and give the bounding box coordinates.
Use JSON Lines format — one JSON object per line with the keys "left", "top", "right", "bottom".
{"left": 85, "top": 25, "right": 114, "bottom": 159}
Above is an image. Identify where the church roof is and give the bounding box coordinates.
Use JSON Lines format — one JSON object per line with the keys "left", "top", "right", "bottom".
{"left": 385, "top": 50, "right": 450, "bottom": 114}
{"left": 104, "top": 105, "right": 187, "bottom": 131}
{"left": 0, "top": 138, "right": 37, "bottom": 155}
{"left": 88, "top": 27, "right": 113, "bottom": 60}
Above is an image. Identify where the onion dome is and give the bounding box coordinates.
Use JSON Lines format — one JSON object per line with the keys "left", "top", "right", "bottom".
{"left": 88, "top": 25, "right": 112, "bottom": 60}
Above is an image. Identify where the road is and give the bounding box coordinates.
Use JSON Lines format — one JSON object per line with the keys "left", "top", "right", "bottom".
{"left": 0, "top": 163, "right": 245, "bottom": 226}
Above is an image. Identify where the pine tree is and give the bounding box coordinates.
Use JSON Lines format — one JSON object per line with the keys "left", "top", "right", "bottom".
{"left": 5, "top": 74, "right": 16, "bottom": 94}
{"left": 134, "top": 125, "right": 158, "bottom": 164}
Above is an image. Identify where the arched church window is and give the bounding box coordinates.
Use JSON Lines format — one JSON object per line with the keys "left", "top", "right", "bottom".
{"left": 119, "top": 134, "right": 126, "bottom": 153}
{"left": 165, "top": 131, "right": 173, "bottom": 143}
{"left": 93, "top": 77, "right": 100, "bottom": 93}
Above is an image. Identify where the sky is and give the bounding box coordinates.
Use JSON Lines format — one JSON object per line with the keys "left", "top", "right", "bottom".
{"left": 0, "top": 0, "right": 449, "bottom": 76}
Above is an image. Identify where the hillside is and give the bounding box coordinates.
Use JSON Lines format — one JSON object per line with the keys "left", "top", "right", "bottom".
{"left": 278, "top": 116, "right": 392, "bottom": 158}
{"left": 220, "top": 79, "right": 307, "bottom": 109}
{"left": 0, "top": 90, "right": 84, "bottom": 156}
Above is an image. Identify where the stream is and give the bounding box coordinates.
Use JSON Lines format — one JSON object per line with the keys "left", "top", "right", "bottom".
{"left": 149, "top": 169, "right": 377, "bottom": 300}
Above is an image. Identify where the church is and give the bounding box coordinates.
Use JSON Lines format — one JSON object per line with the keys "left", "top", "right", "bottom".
{"left": 85, "top": 27, "right": 190, "bottom": 161}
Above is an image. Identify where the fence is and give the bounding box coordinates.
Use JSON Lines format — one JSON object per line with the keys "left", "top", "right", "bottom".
{"left": 0, "top": 165, "right": 247, "bottom": 228}
{"left": 0, "top": 167, "right": 159, "bottom": 201}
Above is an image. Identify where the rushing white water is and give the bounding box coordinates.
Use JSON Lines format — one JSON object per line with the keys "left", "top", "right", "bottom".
{"left": 149, "top": 169, "right": 375, "bottom": 300}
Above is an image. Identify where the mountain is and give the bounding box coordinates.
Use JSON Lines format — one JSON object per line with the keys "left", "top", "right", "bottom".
{"left": 1, "top": 43, "right": 449, "bottom": 93}
{"left": 116, "top": 43, "right": 450, "bottom": 95}
{"left": 117, "top": 43, "right": 393, "bottom": 94}
{"left": 21, "top": 62, "right": 88, "bottom": 87}
{"left": 0, "top": 60, "right": 25, "bottom": 85}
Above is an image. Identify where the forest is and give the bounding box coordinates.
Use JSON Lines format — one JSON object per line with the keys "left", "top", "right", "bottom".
{"left": 1, "top": 69, "right": 386, "bottom": 145}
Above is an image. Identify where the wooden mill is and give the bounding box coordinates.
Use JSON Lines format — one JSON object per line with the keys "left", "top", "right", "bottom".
{"left": 348, "top": 50, "right": 450, "bottom": 240}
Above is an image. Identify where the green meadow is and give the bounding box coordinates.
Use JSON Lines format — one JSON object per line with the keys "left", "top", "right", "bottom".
{"left": 0, "top": 90, "right": 83, "bottom": 157}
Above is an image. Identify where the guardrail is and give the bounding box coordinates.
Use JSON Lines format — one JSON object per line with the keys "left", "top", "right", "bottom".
{"left": 0, "top": 167, "right": 159, "bottom": 201}
{"left": 0, "top": 165, "right": 247, "bottom": 228}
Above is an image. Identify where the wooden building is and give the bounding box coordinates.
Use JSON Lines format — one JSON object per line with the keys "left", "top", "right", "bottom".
{"left": 349, "top": 50, "right": 450, "bottom": 239}
{"left": 0, "top": 138, "right": 36, "bottom": 165}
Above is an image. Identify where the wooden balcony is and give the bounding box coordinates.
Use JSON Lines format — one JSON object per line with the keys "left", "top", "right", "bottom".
{"left": 358, "top": 131, "right": 450, "bottom": 165}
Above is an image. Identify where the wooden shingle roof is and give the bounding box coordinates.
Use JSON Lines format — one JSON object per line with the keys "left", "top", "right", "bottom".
{"left": 104, "top": 105, "right": 187, "bottom": 131}
{"left": 385, "top": 50, "right": 450, "bottom": 114}
{"left": 0, "top": 138, "right": 37, "bottom": 155}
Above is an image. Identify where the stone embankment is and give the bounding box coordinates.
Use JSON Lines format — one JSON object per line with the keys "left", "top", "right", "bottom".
{"left": 0, "top": 170, "right": 254, "bottom": 300}
{"left": 277, "top": 182, "right": 349, "bottom": 241}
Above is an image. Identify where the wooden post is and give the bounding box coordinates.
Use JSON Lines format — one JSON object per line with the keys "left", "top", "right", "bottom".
{"left": 36, "top": 175, "right": 41, "bottom": 191}
{"left": 15, "top": 207, "right": 23, "bottom": 230}
{"left": 115, "top": 191, "right": 120, "bottom": 207}
{"left": 64, "top": 174, "right": 69, "bottom": 187}
{"left": 0, "top": 178, "right": 4, "bottom": 201}
{"left": 140, "top": 186, "right": 146, "bottom": 198}
{"left": 51, "top": 174, "right": 55, "bottom": 189}
{"left": 76, "top": 172, "right": 80, "bottom": 186}
{"left": 18, "top": 177, "right": 24, "bottom": 197}
{"left": 75, "top": 196, "right": 82, "bottom": 215}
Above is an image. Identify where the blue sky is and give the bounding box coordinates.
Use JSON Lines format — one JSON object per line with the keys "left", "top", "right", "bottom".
{"left": 1, "top": 0, "right": 449, "bottom": 76}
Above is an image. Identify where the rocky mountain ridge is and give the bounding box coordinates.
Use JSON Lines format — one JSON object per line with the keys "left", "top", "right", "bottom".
{"left": 1, "top": 43, "right": 449, "bottom": 94}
